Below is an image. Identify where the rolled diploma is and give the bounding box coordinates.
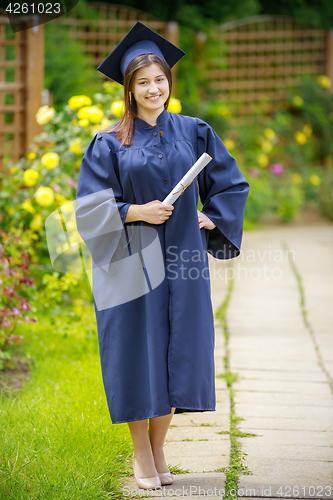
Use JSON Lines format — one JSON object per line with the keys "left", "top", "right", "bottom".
{"left": 161, "top": 152, "right": 213, "bottom": 205}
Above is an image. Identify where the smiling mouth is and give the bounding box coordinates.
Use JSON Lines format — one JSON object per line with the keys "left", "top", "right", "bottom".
{"left": 146, "top": 94, "right": 162, "bottom": 101}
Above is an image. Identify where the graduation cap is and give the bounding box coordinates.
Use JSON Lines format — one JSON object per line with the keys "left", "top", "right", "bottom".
{"left": 97, "top": 21, "right": 186, "bottom": 85}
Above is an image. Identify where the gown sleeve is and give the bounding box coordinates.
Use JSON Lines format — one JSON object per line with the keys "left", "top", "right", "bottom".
{"left": 75, "top": 132, "right": 132, "bottom": 274}
{"left": 196, "top": 118, "right": 250, "bottom": 260}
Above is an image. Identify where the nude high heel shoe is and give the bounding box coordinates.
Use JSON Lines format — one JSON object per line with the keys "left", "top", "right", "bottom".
{"left": 158, "top": 470, "right": 173, "bottom": 485}
{"left": 132, "top": 454, "right": 161, "bottom": 490}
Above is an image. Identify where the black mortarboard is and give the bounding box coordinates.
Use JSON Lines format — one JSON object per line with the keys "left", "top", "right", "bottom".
{"left": 97, "top": 21, "right": 186, "bottom": 85}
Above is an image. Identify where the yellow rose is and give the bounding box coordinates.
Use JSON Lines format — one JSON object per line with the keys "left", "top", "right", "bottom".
{"left": 30, "top": 214, "right": 43, "bottom": 231}
{"left": 78, "top": 119, "right": 90, "bottom": 128}
{"left": 8, "top": 207, "right": 16, "bottom": 215}
{"left": 292, "top": 173, "right": 303, "bottom": 184}
{"left": 36, "top": 105, "right": 55, "bottom": 125}
{"left": 41, "top": 152, "right": 60, "bottom": 170}
{"left": 293, "top": 95, "right": 304, "bottom": 107}
{"left": 264, "top": 128, "right": 276, "bottom": 141}
{"left": 71, "top": 119, "right": 78, "bottom": 125}
{"left": 317, "top": 75, "right": 331, "bottom": 89}
{"left": 10, "top": 166, "right": 18, "bottom": 174}
{"left": 68, "top": 95, "right": 92, "bottom": 110}
{"left": 69, "top": 139, "right": 83, "bottom": 155}
{"left": 78, "top": 106, "right": 104, "bottom": 124}
{"left": 261, "top": 140, "right": 273, "bottom": 153}
{"left": 223, "top": 138, "right": 235, "bottom": 151}
{"left": 26, "top": 151, "right": 37, "bottom": 160}
{"left": 257, "top": 154, "right": 269, "bottom": 168}
{"left": 167, "top": 98, "right": 182, "bottom": 114}
{"left": 294, "top": 131, "right": 307, "bottom": 145}
{"left": 23, "top": 168, "right": 40, "bottom": 187}
{"left": 110, "top": 100, "right": 125, "bottom": 117}
{"left": 309, "top": 174, "right": 321, "bottom": 186}
{"left": 34, "top": 186, "right": 54, "bottom": 207}
{"left": 217, "top": 105, "right": 232, "bottom": 118}
{"left": 302, "top": 124, "right": 312, "bottom": 137}
{"left": 21, "top": 199, "right": 36, "bottom": 214}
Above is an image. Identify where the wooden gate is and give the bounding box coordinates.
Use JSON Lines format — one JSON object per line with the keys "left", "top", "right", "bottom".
{"left": 204, "top": 15, "right": 333, "bottom": 124}
{"left": 0, "top": 10, "right": 44, "bottom": 171}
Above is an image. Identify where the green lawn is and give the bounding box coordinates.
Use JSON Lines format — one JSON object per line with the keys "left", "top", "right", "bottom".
{"left": 0, "top": 311, "right": 133, "bottom": 499}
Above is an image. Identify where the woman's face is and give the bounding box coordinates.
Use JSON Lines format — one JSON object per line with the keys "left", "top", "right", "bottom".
{"left": 131, "top": 63, "right": 169, "bottom": 117}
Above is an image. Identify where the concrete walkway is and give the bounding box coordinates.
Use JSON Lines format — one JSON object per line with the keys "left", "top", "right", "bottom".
{"left": 123, "top": 222, "right": 333, "bottom": 499}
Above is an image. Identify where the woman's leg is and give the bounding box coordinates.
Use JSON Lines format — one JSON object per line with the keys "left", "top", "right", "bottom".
{"left": 127, "top": 419, "right": 158, "bottom": 478}
{"left": 149, "top": 407, "right": 176, "bottom": 473}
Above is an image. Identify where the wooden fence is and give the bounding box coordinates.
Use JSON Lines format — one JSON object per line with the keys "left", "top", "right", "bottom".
{"left": 203, "top": 15, "right": 333, "bottom": 124}
{"left": 0, "top": 10, "right": 44, "bottom": 171}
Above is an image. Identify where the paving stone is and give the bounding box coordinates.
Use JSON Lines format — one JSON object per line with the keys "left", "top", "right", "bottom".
{"left": 239, "top": 438, "right": 333, "bottom": 461}
{"left": 234, "top": 390, "right": 333, "bottom": 407}
{"left": 215, "top": 389, "right": 229, "bottom": 403}
{"left": 234, "top": 402, "right": 333, "bottom": 420}
{"left": 237, "top": 458, "right": 333, "bottom": 494}
{"left": 237, "top": 416, "right": 333, "bottom": 432}
{"left": 229, "top": 359, "right": 324, "bottom": 372}
{"left": 233, "top": 379, "right": 332, "bottom": 395}
{"left": 170, "top": 412, "right": 229, "bottom": 429}
{"left": 215, "top": 378, "right": 228, "bottom": 390}
{"left": 164, "top": 441, "right": 229, "bottom": 472}
{"left": 235, "top": 369, "right": 327, "bottom": 382}
{"left": 165, "top": 426, "right": 229, "bottom": 442}
{"left": 237, "top": 429, "right": 333, "bottom": 446}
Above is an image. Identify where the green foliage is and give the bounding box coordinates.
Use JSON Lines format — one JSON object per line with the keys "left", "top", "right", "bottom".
{"left": 44, "top": 22, "right": 100, "bottom": 111}
{"left": 176, "top": 5, "right": 224, "bottom": 109}
{"left": 274, "top": 183, "right": 305, "bottom": 223}
{"left": 318, "top": 167, "right": 333, "bottom": 221}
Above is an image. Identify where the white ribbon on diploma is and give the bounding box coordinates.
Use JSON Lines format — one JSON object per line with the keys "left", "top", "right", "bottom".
{"left": 161, "top": 152, "right": 213, "bottom": 205}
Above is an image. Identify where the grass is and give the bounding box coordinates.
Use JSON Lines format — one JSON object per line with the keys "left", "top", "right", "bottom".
{"left": 215, "top": 273, "right": 254, "bottom": 499}
{"left": 0, "top": 311, "right": 133, "bottom": 499}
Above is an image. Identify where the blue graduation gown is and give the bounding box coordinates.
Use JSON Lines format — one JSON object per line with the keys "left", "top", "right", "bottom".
{"left": 75, "top": 109, "right": 250, "bottom": 424}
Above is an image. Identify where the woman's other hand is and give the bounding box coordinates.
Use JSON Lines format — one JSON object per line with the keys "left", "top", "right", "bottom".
{"left": 197, "top": 210, "right": 216, "bottom": 230}
{"left": 125, "top": 200, "right": 174, "bottom": 224}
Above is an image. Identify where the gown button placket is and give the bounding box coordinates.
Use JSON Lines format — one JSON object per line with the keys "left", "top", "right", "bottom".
{"left": 158, "top": 154, "right": 163, "bottom": 159}
{"left": 153, "top": 131, "right": 158, "bottom": 136}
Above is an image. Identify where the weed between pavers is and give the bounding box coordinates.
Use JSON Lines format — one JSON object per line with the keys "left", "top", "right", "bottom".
{"left": 215, "top": 273, "right": 257, "bottom": 500}
{"left": 282, "top": 240, "right": 333, "bottom": 394}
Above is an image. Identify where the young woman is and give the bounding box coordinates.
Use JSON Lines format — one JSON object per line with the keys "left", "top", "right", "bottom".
{"left": 75, "top": 21, "right": 250, "bottom": 491}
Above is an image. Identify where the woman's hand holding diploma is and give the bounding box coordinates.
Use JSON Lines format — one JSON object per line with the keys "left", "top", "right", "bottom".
{"left": 125, "top": 200, "right": 174, "bottom": 224}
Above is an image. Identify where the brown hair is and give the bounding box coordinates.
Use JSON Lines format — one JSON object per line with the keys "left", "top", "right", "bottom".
{"left": 100, "top": 53, "right": 172, "bottom": 147}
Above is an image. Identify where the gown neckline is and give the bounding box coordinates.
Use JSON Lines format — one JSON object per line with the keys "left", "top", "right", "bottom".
{"left": 134, "top": 108, "right": 169, "bottom": 129}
